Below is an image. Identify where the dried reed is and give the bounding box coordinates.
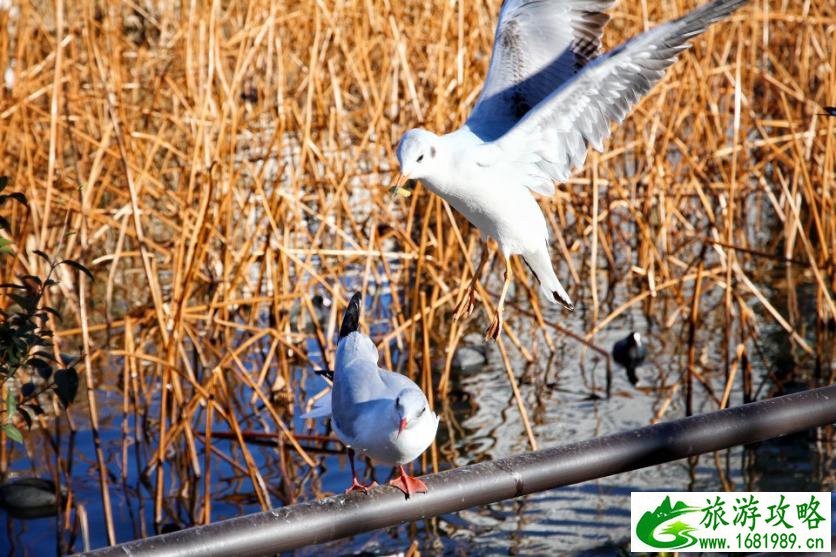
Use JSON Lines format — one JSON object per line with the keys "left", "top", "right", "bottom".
{"left": 0, "top": 0, "right": 832, "bottom": 548}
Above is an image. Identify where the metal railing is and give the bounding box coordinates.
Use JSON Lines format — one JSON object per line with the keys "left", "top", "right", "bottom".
{"left": 81, "top": 384, "right": 836, "bottom": 557}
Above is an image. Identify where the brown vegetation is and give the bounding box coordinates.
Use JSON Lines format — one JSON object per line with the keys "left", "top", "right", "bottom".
{"left": 0, "top": 0, "right": 832, "bottom": 547}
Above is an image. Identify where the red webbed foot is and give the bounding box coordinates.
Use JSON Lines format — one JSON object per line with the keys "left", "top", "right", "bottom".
{"left": 389, "top": 466, "right": 428, "bottom": 498}
{"left": 345, "top": 478, "right": 378, "bottom": 494}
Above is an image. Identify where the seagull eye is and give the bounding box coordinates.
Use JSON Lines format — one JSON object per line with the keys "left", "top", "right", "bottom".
{"left": 416, "top": 154, "right": 424, "bottom": 163}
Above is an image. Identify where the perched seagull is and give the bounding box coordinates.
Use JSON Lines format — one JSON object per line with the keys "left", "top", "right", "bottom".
{"left": 395, "top": 0, "right": 748, "bottom": 340}
{"left": 612, "top": 331, "right": 647, "bottom": 385}
{"left": 303, "top": 292, "right": 439, "bottom": 497}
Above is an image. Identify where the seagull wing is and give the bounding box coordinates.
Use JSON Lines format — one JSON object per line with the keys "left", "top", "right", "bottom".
{"left": 301, "top": 391, "right": 332, "bottom": 419}
{"left": 490, "top": 0, "right": 747, "bottom": 192}
{"left": 466, "top": 0, "right": 615, "bottom": 142}
{"left": 330, "top": 357, "right": 388, "bottom": 439}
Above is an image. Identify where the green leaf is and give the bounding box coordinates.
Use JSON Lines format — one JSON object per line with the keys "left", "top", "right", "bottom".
{"left": 21, "top": 382, "right": 36, "bottom": 398}
{"left": 7, "top": 389, "right": 16, "bottom": 419}
{"left": 20, "top": 275, "right": 42, "bottom": 285}
{"left": 39, "top": 306, "right": 63, "bottom": 322}
{"left": 5, "top": 192, "right": 26, "bottom": 205}
{"left": 9, "top": 293, "right": 36, "bottom": 312}
{"left": 0, "top": 176, "right": 7, "bottom": 192}
{"left": 31, "top": 350, "right": 58, "bottom": 362}
{"left": 18, "top": 407, "right": 32, "bottom": 429}
{"left": 29, "top": 358, "right": 52, "bottom": 379}
{"left": 0, "top": 237, "right": 14, "bottom": 255}
{"left": 60, "top": 354, "right": 79, "bottom": 367}
{"left": 54, "top": 368, "right": 79, "bottom": 408}
{"left": 61, "top": 259, "right": 94, "bottom": 281}
{"left": 32, "top": 250, "right": 51, "bottom": 263}
{"left": 2, "top": 423, "right": 23, "bottom": 443}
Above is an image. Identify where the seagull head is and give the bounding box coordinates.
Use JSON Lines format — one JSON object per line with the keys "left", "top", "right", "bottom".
{"left": 394, "top": 388, "right": 428, "bottom": 437}
{"left": 394, "top": 128, "right": 441, "bottom": 192}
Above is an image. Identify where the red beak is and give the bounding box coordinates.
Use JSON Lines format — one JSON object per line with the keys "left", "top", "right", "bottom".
{"left": 398, "top": 418, "right": 407, "bottom": 437}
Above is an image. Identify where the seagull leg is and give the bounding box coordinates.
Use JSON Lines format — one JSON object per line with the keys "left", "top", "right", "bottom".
{"left": 388, "top": 465, "right": 428, "bottom": 498}
{"left": 345, "top": 448, "right": 378, "bottom": 494}
{"left": 485, "top": 257, "right": 512, "bottom": 341}
{"left": 454, "top": 245, "right": 490, "bottom": 321}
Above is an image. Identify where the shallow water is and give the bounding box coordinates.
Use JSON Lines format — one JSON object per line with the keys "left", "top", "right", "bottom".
{"left": 297, "top": 294, "right": 833, "bottom": 555}
{"left": 1, "top": 235, "right": 833, "bottom": 556}
{"left": 0, "top": 274, "right": 832, "bottom": 555}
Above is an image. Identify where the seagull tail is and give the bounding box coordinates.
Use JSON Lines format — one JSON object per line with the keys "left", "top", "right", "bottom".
{"left": 522, "top": 249, "right": 574, "bottom": 311}
{"left": 301, "top": 391, "right": 332, "bottom": 419}
{"left": 339, "top": 292, "right": 362, "bottom": 339}
{"left": 626, "top": 366, "right": 639, "bottom": 386}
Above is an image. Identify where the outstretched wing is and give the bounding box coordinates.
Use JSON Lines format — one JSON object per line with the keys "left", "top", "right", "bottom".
{"left": 467, "top": 0, "right": 615, "bottom": 142}
{"left": 491, "top": 0, "right": 748, "bottom": 192}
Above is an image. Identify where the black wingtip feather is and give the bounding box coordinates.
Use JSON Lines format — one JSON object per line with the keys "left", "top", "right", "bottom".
{"left": 314, "top": 368, "right": 334, "bottom": 381}
{"left": 553, "top": 291, "right": 575, "bottom": 312}
{"left": 338, "top": 292, "right": 362, "bottom": 339}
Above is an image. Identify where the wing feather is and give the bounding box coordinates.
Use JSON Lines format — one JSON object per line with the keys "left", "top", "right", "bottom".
{"left": 467, "top": 0, "right": 616, "bottom": 141}
{"left": 492, "top": 0, "right": 748, "bottom": 188}
{"left": 301, "top": 392, "right": 332, "bottom": 419}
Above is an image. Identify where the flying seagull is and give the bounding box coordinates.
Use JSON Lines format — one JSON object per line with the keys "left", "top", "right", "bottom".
{"left": 303, "top": 292, "right": 439, "bottom": 497}
{"left": 395, "top": 0, "right": 748, "bottom": 340}
{"left": 612, "top": 331, "right": 647, "bottom": 385}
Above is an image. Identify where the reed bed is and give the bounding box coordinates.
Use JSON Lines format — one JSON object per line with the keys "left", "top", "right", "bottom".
{"left": 0, "top": 0, "right": 833, "bottom": 550}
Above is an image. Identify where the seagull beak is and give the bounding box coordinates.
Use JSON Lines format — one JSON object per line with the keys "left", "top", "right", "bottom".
{"left": 397, "top": 418, "right": 407, "bottom": 437}
{"left": 391, "top": 173, "right": 413, "bottom": 198}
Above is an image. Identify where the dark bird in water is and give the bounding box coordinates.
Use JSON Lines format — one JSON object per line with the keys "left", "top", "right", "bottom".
{"left": 612, "top": 332, "right": 647, "bottom": 386}
{"left": 0, "top": 477, "right": 62, "bottom": 519}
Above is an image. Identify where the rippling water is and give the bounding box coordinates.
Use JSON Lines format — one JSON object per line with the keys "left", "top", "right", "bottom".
{"left": 1, "top": 261, "right": 833, "bottom": 556}
{"left": 294, "top": 287, "right": 833, "bottom": 555}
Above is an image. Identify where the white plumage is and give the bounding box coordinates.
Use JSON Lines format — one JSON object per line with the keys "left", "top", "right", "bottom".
{"left": 395, "top": 0, "right": 748, "bottom": 340}
{"left": 303, "top": 293, "right": 438, "bottom": 497}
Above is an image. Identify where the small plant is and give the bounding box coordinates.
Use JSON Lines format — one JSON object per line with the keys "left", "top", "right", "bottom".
{"left": 0, "top": 176, "right": 24, "bottom": 255}
{"left": 0, "top": 178, "right": 90, "bottom": 443}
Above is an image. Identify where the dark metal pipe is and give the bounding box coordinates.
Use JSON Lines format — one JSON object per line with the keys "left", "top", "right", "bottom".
{"left": 82, "top": 384, "right": 836, "bottom": 557}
